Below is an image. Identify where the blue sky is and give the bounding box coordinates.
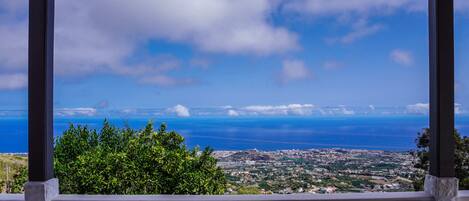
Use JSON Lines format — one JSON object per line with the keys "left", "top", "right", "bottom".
{"left": 0, "top": 0, "right": 469, "bottom": 117}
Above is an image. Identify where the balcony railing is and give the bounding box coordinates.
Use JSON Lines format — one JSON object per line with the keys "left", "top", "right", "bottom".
{"left": 1, "top": 191, "right": 469, "bottom": 201}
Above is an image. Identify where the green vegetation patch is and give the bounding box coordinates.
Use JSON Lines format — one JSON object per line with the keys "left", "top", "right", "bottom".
{"left": 10, "top": 120, "right": 226, "bottom": 195}
{"left": 0, "top": 154, "right": 27, "bottom": 193}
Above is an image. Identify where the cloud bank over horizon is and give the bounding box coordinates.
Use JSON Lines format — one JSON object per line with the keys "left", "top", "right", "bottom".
{"left": 1, "top": 103, "right": 465, "bottom": 118}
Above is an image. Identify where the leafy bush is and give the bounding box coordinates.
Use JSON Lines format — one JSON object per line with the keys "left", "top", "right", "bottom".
{"left": 413, "top": 128, "right": 469, "bottom": 190}
{"left": 8, "top": 167, "right": 27, "bottom": 193}
{"left": 14, "top": 120, "right": 226, "bottom": 194}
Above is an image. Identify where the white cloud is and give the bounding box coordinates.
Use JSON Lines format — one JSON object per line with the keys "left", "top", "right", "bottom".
{"left": 190, "top": 58, "right": 211, "bottom": 70}
{"left": 337, "top": 105, "right": 355, "bottom": 115}
{"left": 0, "top": 110, "right": 25, "bottom": 117}
{"left": 319, "top": 105, "right": 355, "bottom": 115}
{"left": 111, "top": 55, "right": 181, "bottom": 76}
{"left": 283, "top": 0, "right": 467, "bottom": 16}
{"left": 341, "top": 108, "right": 355, "bottom": 115}
{"left": 369, "top": 105, "right": 376, "bottom": 110}
{"left": 56, "top": 108, "right": 97, "bottom": 117}
{"left": 406, "top": 103, "right": 465, "bottom": 115}
{"left": 390, "top": 49, "right": 414, "bottom": 66}
{"left": 455, "top": 103, "right": 463, "bottom": 114}
{"left": 288, "top": 104, "right": 316, "bottom": 115}
{"left": 121, "top": 109, "right": 137, "bottom": 115}
{"left": 323, "top": 60, "right": 344, "bottom": 70}
{"left": 283, "top": 0, "right": 420, "bottom": 16}
{"left": 243, "top": 104, "right": 315, "bottom": 116}
{"left": 336, "top": 22, "right": 384, "bottom": 44}
{"left": 55, "top": 0, "right": 298, "bottom": 59}
{"left": 284, "top": 1, "right": 421, "bottom": 44}
{"left": 0, "top": 1, "right": 27, "bottom": 57}
{"left": 168, "top": 104, "right": 190, "bottom": 117}
{"left": 0, "top": 74, "right": 27, "bottom": 90}
{"left": 221, "top": 104, "right": 365, "bottom": 116}
{"left": 0, "top": 0, "right": 299, "bottom": 90}
{"left": 324, "top": 17, "right": 385, "bottom": 44}
{"left": 0, "top": 21, "right": 27, "bottom": 71}
{"left": 0, "top": 2, "right": 28, "bottom": 90}
{"left": 279, "top": 60, "right": 312, "bottom": 83}
{"left": 140, "top": 75, "right": 196, "bottom": 87}
{"left": 456, "top": 0, "right": 469, "bottom": 12}
{"left": 227, "top": 110, "right": 240, "bottom": 117}
{"left": 406, "top": 103, "right": 429, "bottom": 115}
{"left": 231, "top": 104, "right": 359, "bottom": 116}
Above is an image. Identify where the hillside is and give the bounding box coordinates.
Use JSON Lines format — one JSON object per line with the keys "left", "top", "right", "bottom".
{"left": 0, "top": 154, "right": 27, "bottom": 193}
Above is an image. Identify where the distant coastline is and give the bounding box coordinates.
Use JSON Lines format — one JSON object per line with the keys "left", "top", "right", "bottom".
{"left": 0, "top": 153, "right": 27, "bottom": 156}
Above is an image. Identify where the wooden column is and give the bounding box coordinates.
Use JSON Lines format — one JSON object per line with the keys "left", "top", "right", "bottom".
{"left": 28, "top": 0, "right": 55, "bottom": 181}
{"left": 428, "top": 0, "right": 455, "bottom": 177}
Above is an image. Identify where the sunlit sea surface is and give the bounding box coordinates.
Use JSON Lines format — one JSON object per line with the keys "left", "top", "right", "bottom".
{"left": 1, "top": 116, "right": 469, "bottom": 152}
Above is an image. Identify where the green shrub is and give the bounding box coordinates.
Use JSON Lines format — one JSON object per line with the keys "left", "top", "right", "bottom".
{"left": 14, "top": 120, "right": 226, "bottom": 194}
{"left": 413, "top": 128, "right": 469, "bottom": 190}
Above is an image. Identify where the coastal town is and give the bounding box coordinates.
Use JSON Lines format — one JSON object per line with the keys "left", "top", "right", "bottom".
{"left": 213, "top": 149, "right": 421, "bottom": 194}
{"left": 1, "top": 149, "right": 421, "bottom": 194}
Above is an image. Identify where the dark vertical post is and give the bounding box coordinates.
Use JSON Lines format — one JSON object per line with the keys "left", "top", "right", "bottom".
{"left": 428, "top": 0, "right": 455, "bottom": 177}
{"left": 28, "top": 0, "right": 55, "bottom": 181}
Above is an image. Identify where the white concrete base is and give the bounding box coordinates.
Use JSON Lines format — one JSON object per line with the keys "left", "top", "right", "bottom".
{"left": 24, "top": 178, "right": 59, "bottom": 201}
{"left": 424, "top": 174, "right": 459, "bottom": 201}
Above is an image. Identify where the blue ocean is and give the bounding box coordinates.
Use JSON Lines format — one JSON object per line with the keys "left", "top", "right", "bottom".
{"left": 1, "top": 116, "right": 469, "bottom": 153}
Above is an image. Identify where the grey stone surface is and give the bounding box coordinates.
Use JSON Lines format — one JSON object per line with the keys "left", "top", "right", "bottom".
{"left": 458, "top": 190, "right": 469, "bottom": 201}
{"left": 25, "top": 178, "right": 59, "bottom": 201}
{"left": 0, "top": 194, "right": 24, "bottom": 201}
{"left": 53, "top": 192, "right": 433, "bottom": 201}
{"left": 5, "top": 191, "right": 469, "bottom": 201}
{"left": 425, "top": 174, "right": 459, "bottom": 201}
